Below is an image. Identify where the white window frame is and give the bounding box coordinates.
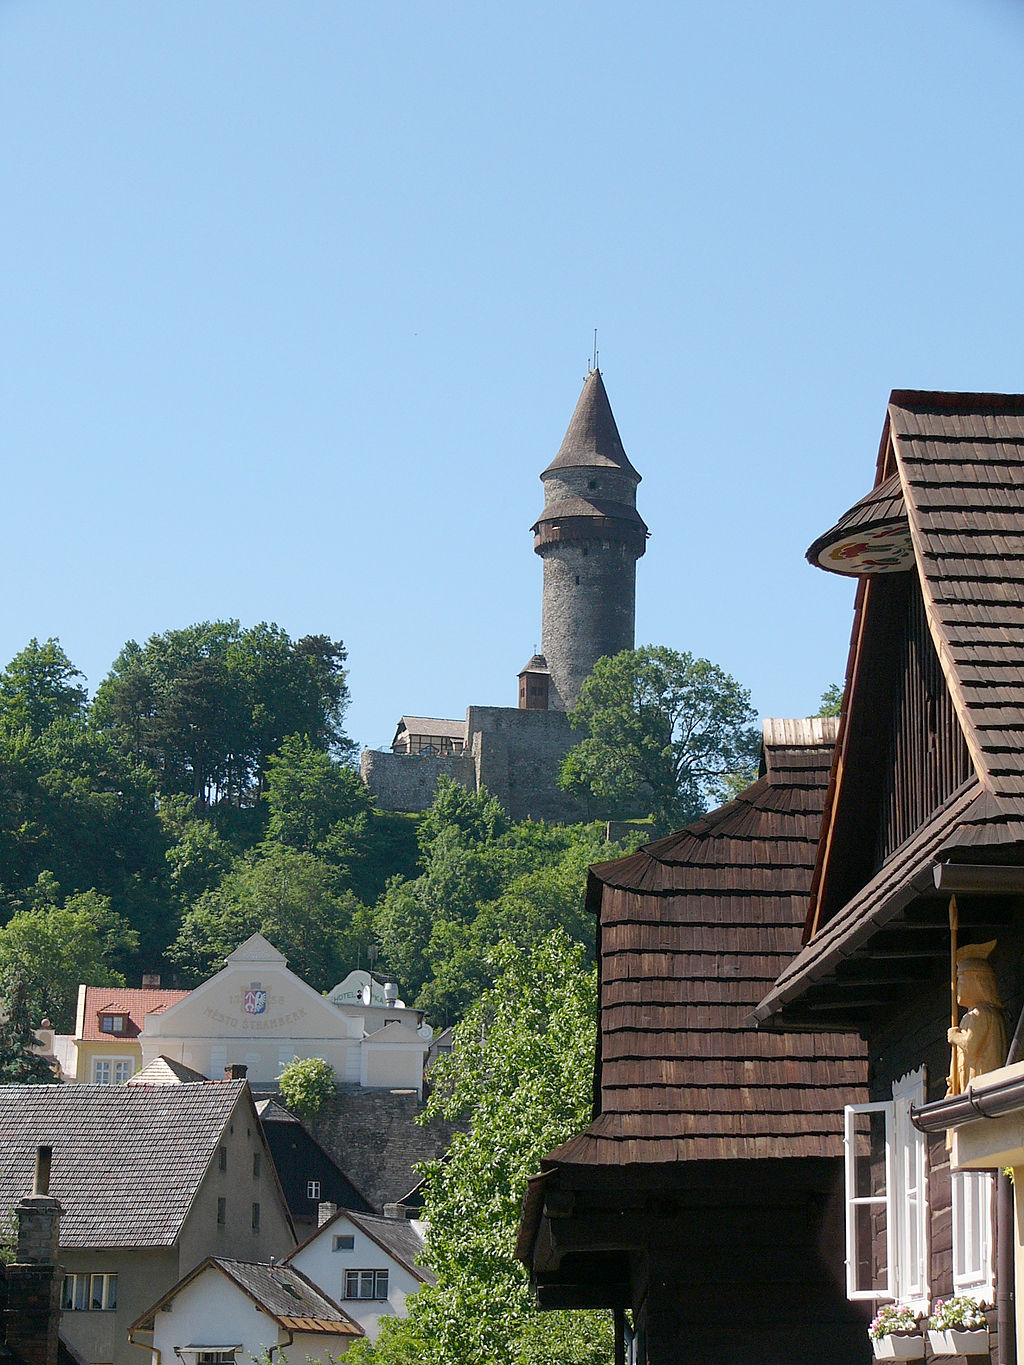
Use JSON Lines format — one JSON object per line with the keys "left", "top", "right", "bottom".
{"left": 952, "top": 1168, "right": 995, "bottom": 1304}
{"left": 307, "top": 1179, "right": 322, "bottom": 1200}
{"left": 61, "top": 1273, "right": 118, "bottom": 1311}
{"left": 344, "top": 1268, "right": 389, "bottom": 1300}
{"left": 844, "top": 1067, "right": 928, "bottom": 1310}
{"left": 92, "top": 1056, "right": 134, "bottom": 1085}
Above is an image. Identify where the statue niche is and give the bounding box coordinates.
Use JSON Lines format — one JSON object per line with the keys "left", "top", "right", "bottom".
{"left": 947, "top": 940, "right": 1008, "bottom": 1096}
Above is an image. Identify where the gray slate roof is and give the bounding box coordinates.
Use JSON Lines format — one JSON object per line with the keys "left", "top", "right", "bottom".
{"left": 0, "top": 1081, "right": 247, "bottom": 1248}
{"left": 210, "top": 1259, "right": 359, "bottom": 1332}
{"left": 346, "top": 1210, "right": 434, "bottom": 1283}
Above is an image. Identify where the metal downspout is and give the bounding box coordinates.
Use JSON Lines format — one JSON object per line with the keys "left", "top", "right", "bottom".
{"left": 999, "top": 1172, "right": 1016, "bottom": 1365}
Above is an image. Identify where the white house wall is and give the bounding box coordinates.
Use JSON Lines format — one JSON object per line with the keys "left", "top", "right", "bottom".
{"left": 288, "top": 1216, "right": 425, "bottom": 1341}
{"left": 139, "top": 937, "right": 428, "bottom": 1087}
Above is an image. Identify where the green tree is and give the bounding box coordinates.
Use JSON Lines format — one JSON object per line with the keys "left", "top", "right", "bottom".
{"left": 559, "top": 646, "right": 760, "bottom": 831}
{"left": 265, "top": 734, "right": 373, "bottom": 850}
{"left": 0, "top": 888, "right": 136, "bottom": 1031}
{"left": 278, "top": 1055, "right": 335, "bottom": 1118}
{"left": 0, "top": 979, "right": 58, "bottom": 1084}
{"left": 0, "top": 638, "right": 88, "bottom": 736}
{"left": 168, "top": 842, "right": 370, "bottom": 989}
{"left": 92, "top": 621, "right": 353, "bottom": 809}
{"left": 0, "top": 723, "right": 167, "bottom": 953}
{"left": 817, "top": 682, "right": 844, "bottom": 718}
{"left": 349, "top": 931, "right": 611, "bottom": 1365}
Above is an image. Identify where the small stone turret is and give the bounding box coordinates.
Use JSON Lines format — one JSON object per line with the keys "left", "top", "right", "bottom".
{"left": 532, "top": 370, "right": 647, "bottom": 711}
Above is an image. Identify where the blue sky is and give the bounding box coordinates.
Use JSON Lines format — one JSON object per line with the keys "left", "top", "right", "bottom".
{"left": 4, "top": 1, "right": 1024, "bottom": 752}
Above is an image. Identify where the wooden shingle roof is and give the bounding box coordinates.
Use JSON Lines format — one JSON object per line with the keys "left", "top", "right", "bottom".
{"left": 541, "top": 369, "right": 641, "bottom": 479}
{"left": 892, "top": 391, "right": 1024, "bottom": 830}
{"left": 756, "top": 390, "right": 1024, "bottom": 1027}
{"left": 544, "top": 722, "right": 867, "bottom": 1169}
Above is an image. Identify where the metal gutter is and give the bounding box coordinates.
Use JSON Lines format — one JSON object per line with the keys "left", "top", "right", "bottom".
{"left": 911, "top": 1074, "right": 1024, "bottom": 1133}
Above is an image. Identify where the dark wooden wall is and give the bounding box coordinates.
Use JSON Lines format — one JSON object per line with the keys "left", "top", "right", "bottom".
{"left": 874, "top": 580, "right": 973, "bottom": 867}
{"left": 631, "top": 1160, "right": 871, "bottom": 1365}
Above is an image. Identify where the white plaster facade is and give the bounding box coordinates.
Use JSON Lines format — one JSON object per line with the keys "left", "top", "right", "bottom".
{"left": 287, "top": 1210, "right": 430, "bottom": 1342}
{"left": 139, "top": 935, "right": 431, "bottom": 1095}
{"left": 132, "top": 1260, "right": 359, "bottom": 1364}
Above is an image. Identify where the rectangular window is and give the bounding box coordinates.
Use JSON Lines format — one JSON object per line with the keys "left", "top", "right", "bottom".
{"left": 100, "top": 1015, "right": 125, "bottom": 1033}
{"left": 113, "top": 1059, "right": 134, "bottom": 1084}
{"left": 307, "top": 1179, "right": 321, "bottom": 1200}
{"left": 251, "top": 1202, "right": 260, "bottom": 1231}
{"left": 252, "top": 1152, "right": 261, "bottom": 1179}
{"left": 197, "top": 1353, "right": 236, "bottom": 1365}
{"left": 61, "top": 1274, "right": 117, "bottom": 1311}
{"left": 93, "top": 1060, "right": 112, "bottom": 1085}
{"left": 344, "top": 1269, "right": 389, "bottom": 1300}
{"left": 952, "top": 1169, "right": 995, "bottom": 1302}
{"left": 217, "top": 1197, "right": 226, "bottom": 1225}
{"left": 843, "top": 1068, "right": 928, "bottom": 1309}
{"left": 333, "top": 1234, "right": 355, "bottom": 1252}
{"left": 218, "top": 1145, "right": 227, "bottom": 1172}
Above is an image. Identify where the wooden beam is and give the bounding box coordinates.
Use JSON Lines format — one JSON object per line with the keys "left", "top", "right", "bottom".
{"left": 537, "top": 1284, "right": 630, "bottom": 1311}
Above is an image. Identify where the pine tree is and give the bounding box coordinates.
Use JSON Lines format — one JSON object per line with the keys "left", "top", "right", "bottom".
{"left": 0, "top": 979, "right": 58, "bottom": 1084}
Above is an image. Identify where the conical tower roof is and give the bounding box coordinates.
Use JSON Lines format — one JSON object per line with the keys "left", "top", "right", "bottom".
{"left": 542, "top": 369, "right": 641, "bottom": 480}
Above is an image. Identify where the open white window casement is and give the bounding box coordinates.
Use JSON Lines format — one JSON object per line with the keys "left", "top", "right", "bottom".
{"left": 951, "top": 1169, "right": 995, "bottom": 1303}
{"left": 844, "top": 1067, "right": 928, "bottom": 1309}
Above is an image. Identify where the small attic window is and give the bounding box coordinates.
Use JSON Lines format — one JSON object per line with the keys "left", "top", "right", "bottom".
{"left": 100, "top": 1014, "right": 126, "bottom": 1034}
{"left": 333, "top": 1234, "right": 355, "bottom": 1252}
{"left": 588, "top": 478, "right": 597, "bottom": 489}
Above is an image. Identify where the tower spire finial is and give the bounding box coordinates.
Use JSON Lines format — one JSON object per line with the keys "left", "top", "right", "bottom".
{"left": 587, "top": 329, "right": 599, "bottom": 376}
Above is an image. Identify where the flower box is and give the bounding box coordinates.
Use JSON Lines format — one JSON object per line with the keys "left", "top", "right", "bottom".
{"left": 927, "top": 1327, "right": 989, "bottom": 1355}
{"left": 872, "top": 1334, "right": 925, "bottom": 1360}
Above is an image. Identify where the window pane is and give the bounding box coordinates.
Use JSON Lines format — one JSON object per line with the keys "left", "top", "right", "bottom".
{"left": 94, "top": 1061, "right": 111, "bottom": 1085}
{"left": 374, "top": 1271, "right": 389, "bottom": 1298}
{"left": 850, "top": 1108, "right": 887, "bottom": 1200}
{"left": 61, "top": 1276, "right": 75, "bottom": 1310}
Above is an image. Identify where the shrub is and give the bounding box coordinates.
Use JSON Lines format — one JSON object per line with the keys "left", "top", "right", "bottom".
{"left": 277, "top": 1056, "right": 335, "bottom": 1119}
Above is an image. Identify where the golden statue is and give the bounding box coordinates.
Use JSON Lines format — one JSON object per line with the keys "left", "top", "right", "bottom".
{"left": 946, "top": 941, "right": 1008, "bottom": 1096}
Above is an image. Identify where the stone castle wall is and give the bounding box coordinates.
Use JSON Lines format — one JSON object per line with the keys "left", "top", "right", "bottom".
{"left": 359, "top": 750, "right": 476, "bottom": 813}
{"left": 467, "top": 705, "right": 586, "bottom": 823}
{"left": 361, "top": 708, "right": 587, "bottom": 823}
{"left": 306, "top": 1085, "right": 464, "bottom": 1211}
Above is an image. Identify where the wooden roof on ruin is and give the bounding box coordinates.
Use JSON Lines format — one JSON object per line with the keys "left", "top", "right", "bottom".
{"left": 542, "top": 720, "right": 867, "bottom": 1171}
{"left": 756, "top": 390, "right": 1024, "bottom": 1028}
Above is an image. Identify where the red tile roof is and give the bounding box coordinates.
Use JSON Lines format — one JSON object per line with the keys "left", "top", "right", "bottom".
{"left": 79, "top": 985, "right": 190, "bottom": 1040}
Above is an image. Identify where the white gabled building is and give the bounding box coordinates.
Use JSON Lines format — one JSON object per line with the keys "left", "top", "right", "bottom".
{"left": 286, "top": 1206, "right": 433, "bottom": 1342}
{"left": 138, "top": 934, "right": 432, "bottom": 1095}
{"left": 129, "top": 1257, "right": 363, "bottom": 1364}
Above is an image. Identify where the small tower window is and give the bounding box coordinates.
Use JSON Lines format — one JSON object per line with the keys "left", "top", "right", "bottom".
{"left": 582, "top": 546, "right": 588, "bottom": 556}
{"left": 575, "top": 576, "right": 580, "bottom": 585}
{"left": 588, "top": 479, "right": 597, "bottom": 489}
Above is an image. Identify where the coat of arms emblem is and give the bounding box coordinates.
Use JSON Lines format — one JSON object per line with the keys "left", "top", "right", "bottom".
{"left": 243, "top": 987, "right": 267, "bottom": 1015}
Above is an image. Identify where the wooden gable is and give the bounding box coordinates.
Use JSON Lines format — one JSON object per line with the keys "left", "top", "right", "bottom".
{"left": 757, "top": 390, "right": 1024, "bottom": 1032}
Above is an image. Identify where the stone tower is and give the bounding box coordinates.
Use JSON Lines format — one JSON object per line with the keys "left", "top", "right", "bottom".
{"left": 531, "top": 369, "right": 647, "bottom": 711}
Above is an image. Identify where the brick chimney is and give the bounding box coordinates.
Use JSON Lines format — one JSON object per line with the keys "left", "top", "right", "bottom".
{"left": 317, "top": 1202, "right": 338, "bottom": 1228}
{"left": 224, "top": 1063, "right": 248, "bottom": 1080}
{"left": 5, "top": 1146, "right": 62, "bottom": 1365}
